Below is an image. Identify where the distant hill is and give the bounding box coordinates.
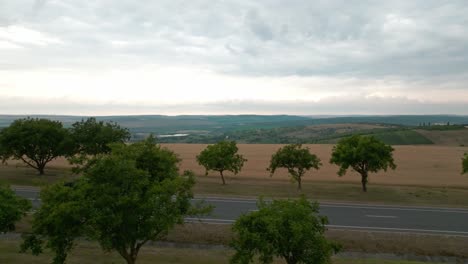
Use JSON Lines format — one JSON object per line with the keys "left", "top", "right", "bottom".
{"left": 1, "top": 115, "right": 467, "bottom": 145}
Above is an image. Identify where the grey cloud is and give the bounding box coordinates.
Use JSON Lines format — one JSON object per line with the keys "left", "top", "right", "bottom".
{"left": 245, "top": 9, "right": 274, "bottom": 41}
{"left": 0, "top": 0, "right": 468, "bottom": 86}
{"left": 1, "top": 96, "right": 467, "bottom": 116}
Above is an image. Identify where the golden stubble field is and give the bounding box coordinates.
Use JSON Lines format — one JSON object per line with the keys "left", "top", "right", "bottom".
{"left": 29, "top": 144, "right": 468, "bottom": 188}
{"left": 165, "top": 144, "right": 468, "bottom": 188}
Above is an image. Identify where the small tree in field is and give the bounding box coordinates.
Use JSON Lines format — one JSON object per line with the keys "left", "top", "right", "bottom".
{"left": 0, "top": 185, "right": 31, "bottom": 233}
{"left": 196, "top": 141, "right": 247, "bottom": 185}
{"left": 231, "top": 196, "right": 340, "bottom": 264}
{"left": 0, "top": 118, "right": 73, "bottom": 175}
{"left": 463, "top": 153, "right": 468, "bottom": 175}
{"left": 330, "top": 135, "right": 396, "bottom": 192}
{"left": 268, "top": 144, "right": 321, "bottom": 190}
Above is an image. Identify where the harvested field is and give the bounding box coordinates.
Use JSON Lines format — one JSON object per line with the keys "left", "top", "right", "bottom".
{"left": 165, "top": 144, "right": 468, "bottom": 188}
{"left": 4, "top": 144, "right": 468, "bottom": 188}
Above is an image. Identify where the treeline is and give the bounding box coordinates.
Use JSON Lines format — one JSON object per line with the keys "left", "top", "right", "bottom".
{"left": 1, "top": 131, "right": 399, "bottom": 264}
{"left": 0, "top": 117, "right": 130, "bottom": 175}
{"left": 1, "top": 117, "right": 467, "bottom": 264}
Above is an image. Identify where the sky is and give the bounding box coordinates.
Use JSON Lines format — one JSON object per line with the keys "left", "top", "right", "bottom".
{"left": 0, "top": 0, "right": 467, "bottom": 116}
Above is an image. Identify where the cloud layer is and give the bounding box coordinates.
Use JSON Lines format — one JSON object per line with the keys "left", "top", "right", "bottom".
{"left": 0, "top": 0, "right": 467, "bottom": 115}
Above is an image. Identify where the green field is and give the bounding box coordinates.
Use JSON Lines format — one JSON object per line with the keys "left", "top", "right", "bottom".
{"left": 371, "top": 130, "right": 434, "bottom": 145}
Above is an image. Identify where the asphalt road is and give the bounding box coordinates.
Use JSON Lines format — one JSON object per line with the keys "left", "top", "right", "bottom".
{"left": 14, "top": 186, "right": 468, "bottom": 236}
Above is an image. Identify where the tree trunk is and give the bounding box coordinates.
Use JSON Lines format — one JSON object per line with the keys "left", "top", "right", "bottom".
{"left": 285, "top": 256, "right": 297, "bottom": 264}
{"left": 220, "top": 171, "right": 226, "bottom": 185}
{"left": 126, "top": 257, "right": 136, "bottom": 264}
{"left": 361, "top": 172, "right": 368, "bottom": 192}
{"left": 297, "top": 177, "right": 302, "bottom": 190}
{"left": 38, "top": 164, "right": 45, "bottom": 175}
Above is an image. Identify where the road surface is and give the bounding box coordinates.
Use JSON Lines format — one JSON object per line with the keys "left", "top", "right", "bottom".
{"left": 14, "top": 186, "right": 468, "bottom": 236}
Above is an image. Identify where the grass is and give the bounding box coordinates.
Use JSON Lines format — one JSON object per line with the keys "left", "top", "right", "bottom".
{"left": 163, "top": 224, "right": 468, "bottom": 259}
{"left": 0, "top": 163, "right": 76, "bottom": 187}
{"left": 0, "top": 238, "right": 446, "bottom": 264}
{"left": 194, "top": 176, "right": 468, "bottom": 208}
{"left": 15, "top": 216, "right": 468, "bottom": 260}
{"left": 371, "top": 130, "right": 433, "bottom": 145}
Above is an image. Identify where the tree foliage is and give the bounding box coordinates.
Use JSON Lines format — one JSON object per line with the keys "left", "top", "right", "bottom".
{"left": 0, "top": 118, "right": 73, "bottom": 175}
{"left": 267, "top": 144, "right": 321, "bottom": 190}
{"left": 231, "top": 196, "right": 339, "bottom": 264}
{"left": 68, "top": 117, "right": 130, "bottom": 168}
{"left": 330, "top": 135, "right": 396, "bottom": 192}
{"left": 196, "top": 141, "right": 247, "bottom": 185}
{"left": 463, "top": 153, "right": 468, "bottom": 175}
{"left": 21, "top": 138, "right": 210, "bottom": 264}
{"left": 21, "top": 183, "right": 87, "bottom": 264}
{"left": 0, "top": 185, "right": 31, "bottom": 233}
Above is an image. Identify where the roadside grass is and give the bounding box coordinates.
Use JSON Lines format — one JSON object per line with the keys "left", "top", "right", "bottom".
{"left": 165, "top": 224, "right": 468, "bottom": 259}
{"left": 194, "top": 176, "right": 468, "bottom": 208}
{"left": 0, "top": 163, "right": 76, "bottom": 187}
{"left": 14, "top": 219, "right": 468, "bottom": 260}
{"left": 0, "top": 238, "right": 445, "bottom": 264}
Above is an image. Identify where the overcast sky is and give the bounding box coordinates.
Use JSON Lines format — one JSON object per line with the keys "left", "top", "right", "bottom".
{"left": 0, "top": 0, "right": 467, "bottom": 116}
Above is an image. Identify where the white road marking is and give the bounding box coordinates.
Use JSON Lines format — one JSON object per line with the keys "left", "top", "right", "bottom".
{"left": 327, "top": 225, "right": 468, "bottom": 236}
{"left": 321, "top": 204, "right": 468, "bottom": 214}
{"left": 194, "top": 197, "right": 468, "bottom": 214}
{"left": 366, "top": 215, "right": 398, "bottom": 218}
{"left": 184, "top": 218, "right": 468, "bottom": 236}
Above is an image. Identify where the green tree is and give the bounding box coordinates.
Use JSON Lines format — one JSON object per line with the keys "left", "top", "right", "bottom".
{"left": 21, "top": 183, "right": 87, "bottom": 264}
{"left": 22, "top": 138, "right": 210, "bottom": 264}
{"left": 231, "top": 196, "right": 339, "bottom": 264}
{"left": 0, "top": 185, "right": 31, "bottom": 233}
{"left": 0, "top": 118, "right": 73, "bottom": 175}
{"left": 267, "top": 144, "right": 321, "bottom": 190}
{"left": 330, "top": 135, "right": 396, "bottom": 192}
{"left": 196, "top": 141, "right": 247, "bottom": 185}
{"left": 463, "top": 153, "right": 468, "bottom": 175}
{"left": 69, "top": 117, "right": 130, "bottom": 167}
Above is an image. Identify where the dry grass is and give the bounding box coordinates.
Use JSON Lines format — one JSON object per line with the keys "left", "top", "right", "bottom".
{"left": 164, "top": 144, "right": 468, "bottom": 188}
{"left": 194, "top": 177, "right": 468, "bottom": 207}
{"left": 0, "top": 237, "right": 446, "bottom": 264}
{"left": 2, "top": 144, "right": 468, "bottom": 207}
{"left": 165, "top": 223, "right": 468, "bottom": 259}
{"left": 0, "top": 162, "right": 76, "bottom": 187}
{"left": 4, "top": 144, "right": 467, "bottom": 187}
{"left": 14, "top": 219, "right": 466, "bottom": 260}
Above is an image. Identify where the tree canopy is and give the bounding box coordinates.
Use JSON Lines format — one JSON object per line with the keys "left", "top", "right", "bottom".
{"left": 68, "top": 117, "right": 130, "bottom": 167}
{"left": 330, "top": 135, "right": 396, "bottom": 192}
{"left": 0, "top": 185, "right": 31, "bottom": 234}
{"left": 231, "top": 196, "right": 339, "bottom": 264}
{"left": 267, "top": 144, "right": 321, "bottom": 190}
{"left": 0, "top": 118, "right": 73, "bottom": 175}
{"left": 196, "top": 141, "right": 247, "bottom": 185}
{"left": 463, "top": 153, "right": 468, "bottom": 175}
{"left": 22, "top": 138, "right": 210, "bottom": 264}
